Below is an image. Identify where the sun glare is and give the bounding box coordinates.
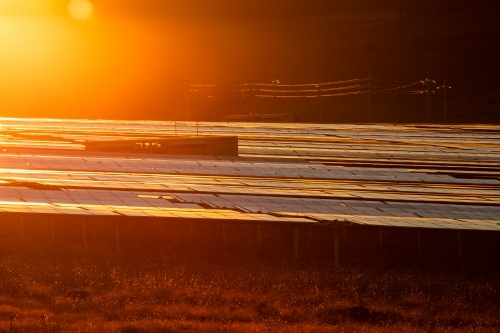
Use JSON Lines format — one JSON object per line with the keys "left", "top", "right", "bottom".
{"left": 67, "top": 0, "right": 93, "bottom": 21}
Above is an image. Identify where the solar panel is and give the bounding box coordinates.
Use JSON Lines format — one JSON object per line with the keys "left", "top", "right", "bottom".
{"left": 1, "top": 119, "right": 500, "bottom": 231}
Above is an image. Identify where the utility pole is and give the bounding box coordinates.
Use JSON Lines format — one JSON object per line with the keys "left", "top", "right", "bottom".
{"left": 271, "top": 79, "right": 279, "bottom": 114}
{"left": 317, "top": 75, "right": 322, "bottom": 122}
{"left": 426, "top": 72, "right": 430, "bottom": 123}
{"left": 443, "top": 77, "right": 447, "bottom": 124}
{"left": 367, "top": 69, "right": 372, "bottom": 122}
{"left": 275, "top": 81, "right": 277, "bottom": 114}
{"left": 312, "top": 66, "right": 322, "bottom": 122}
{"left": 185, "top": 83, "right": 190, "bottom": 122}
{"left": 196, "top": 100, "right": 201, "bottom": 136}
{"left": 274, "top": 80, "right": 277, "bottom": 114}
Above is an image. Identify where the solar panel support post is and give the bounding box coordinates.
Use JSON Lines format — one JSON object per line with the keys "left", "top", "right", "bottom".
{"left": 257, "top": 225, "right": 262, "bottom": 253}
{"left": 189, "top": 222, "right": 193, "bottom": 237}
{"left": 20, "top": 216, "right": 24, "bottom": 240}
{"left": 309, "top": 227, "right": 313, "bottom": 241}
{"left": 294, "top": 227, "right": 299, "bottom": 260}
{"left": 343, "top": 229, "right": 347, "bottom": 243}
{"left": 334, "top": 230, "right": 340, "bottom": 269}
{"left": 457, "top": 233, "right": 462, "bottom": 261}
{"left": 378, "top": 229, "right": 383, "bottom": 246}
{"left": 417, "top": 231, "right": 421, "bottom": 254}
{"left": 116, "top": 223, "right": 120, "bottom": 259}
{"left": 276, "top": 225, "right": 281, "bottom": 248}
{"left": 81, "top": 220, "right": 86, "bottom": 248}
{"left": 222, "top": 224, "right": 227, "bottom": 245}
{"left": 129, "top": 220, "right": 133, "bottom": 232}
{"left": 50, "top": 218, "right": 55, "bottom": 246}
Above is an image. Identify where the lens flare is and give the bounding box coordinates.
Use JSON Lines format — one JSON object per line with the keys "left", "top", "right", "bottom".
{"left": 67, "top": 0, "right": 93, "bottom": 21}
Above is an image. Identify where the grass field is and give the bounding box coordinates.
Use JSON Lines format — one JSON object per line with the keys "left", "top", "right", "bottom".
{"left": 1, "top": 252, "right": 500, "bottom": 332}
{"left": 1, "top": 220, "right": 499, "bottom": 332}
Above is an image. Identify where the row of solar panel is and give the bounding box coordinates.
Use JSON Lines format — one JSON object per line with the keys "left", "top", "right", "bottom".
{"left": 3, "top": 121, "right": 499, "bottom": 143}
{"left": 0, "top": 119, "right": 498, "bottom": 234}
{"left": 172, "top": 192, "right": 500, "bottom": 221}
{"left": 0, "top": 187, "right": 498, "bottom": 231}
{"left": 3, "top": 137, "right": 500, "bottom": 164}
{"left": 0, "top": 169, "right": 498, "bottom": 205}
{"left": 4, "top": 118, "right": 499, "bottom": 134}
{"left": 240, "top": 146, "right": 500, "bottom": 162}
{"left": 1, "top": 153, "right": 498, "bottom": 186}
{"left": 0, "top": 163, "right": 498, "bottom": 203}
{"left": 3, "top": 119, "right": 500, "bottom": 146}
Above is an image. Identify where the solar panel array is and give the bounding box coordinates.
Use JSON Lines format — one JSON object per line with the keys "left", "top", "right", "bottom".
{"left": 0, "top": 118, "right": 499, "bottom": 231}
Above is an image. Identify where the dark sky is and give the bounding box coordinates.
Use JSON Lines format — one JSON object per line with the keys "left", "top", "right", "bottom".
{"left": 70, "top": 0, "right": 500, "bottom": 82}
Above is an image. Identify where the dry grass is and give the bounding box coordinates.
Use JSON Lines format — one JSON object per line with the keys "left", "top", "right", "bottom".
{"left": 0, "top": 253, "right": 499, "bottom": 332}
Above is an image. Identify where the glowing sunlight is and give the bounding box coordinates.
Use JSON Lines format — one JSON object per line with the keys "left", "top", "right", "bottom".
{"left": 67, "top": 0, "right": 93, "bottom": 21}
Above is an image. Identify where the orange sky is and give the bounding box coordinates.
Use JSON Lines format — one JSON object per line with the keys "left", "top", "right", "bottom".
{"left": 1, "top": 3, "right": 153, "bottom": 80}
{"left": 0, "top": 1, "right": 238, "bottom": 118}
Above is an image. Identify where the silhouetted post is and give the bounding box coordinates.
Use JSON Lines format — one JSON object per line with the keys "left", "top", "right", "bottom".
{"left": 378, "top": 229, "right": 383, "bottom": 246}
{"left": 334, "top": 230, "right": 340, "bottom": 269}
{"left": 367, "top": 69, "right": 372, "bottom": 122}
{"left": 309, "top": 227, "right": 313, "bottom": 241}
{"left": 129, "top": 220, "right": 133, "bottom": 232}
{"left": 222, "top": 224, "right": 227, "bottom": 245}
{"left": 186, "top": 83, "right": 190, "bottom": 122}
{"left": 274, "top": 81, "right": 277, "bottom": 113}
{"left": 257, "top": 225, "right": 262, "bottom": 253}
{"left": 426, "top": 72, "right": 431, "bottom": 122}
{"left": 417, "top": 231, "right": 421, "bottom": 254}
{"left": 443, "top": 77, "right": 447, "bottom": 123}
{"left": 20, "top": 216, "right": 24, "bottom": 240}
{"left": 317, "top": 75, "right": 322, "bottom": 122}
{"left": 50, "top": 218, "right": 55, "bottom": 245}
{"left": 81, "top": 220, "right": 86, "bottom": 247}
{"left": 277, "top": 225, "right": 281, "bottom": 247}
{"left": 189, "top": 222, "right": 193, "bottom": 237}
{"left": 116, "top": 223, "right": 120, "bottom": 258}
{"left": 294, "top": 227, "right": 299, "bottom": 260}
{"left": 271, "top": 79, "right": 279, "bottom": 114}
{"left": 9, "top": 314, "right": 17, "bottom": 333}
{"left": 457, "top": 232, "right": 462, "bottom": 261}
